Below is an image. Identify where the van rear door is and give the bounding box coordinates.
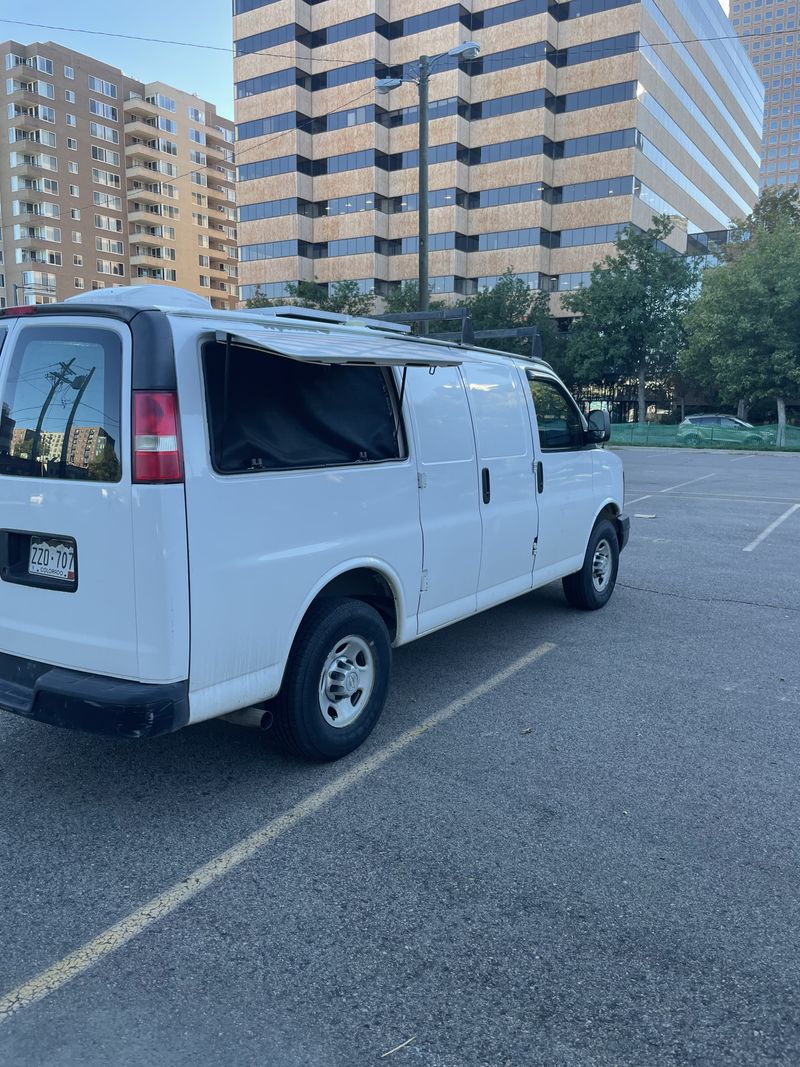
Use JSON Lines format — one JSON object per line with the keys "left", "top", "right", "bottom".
{"left": 0, "top": 315, "right": 157, "bottom": 681}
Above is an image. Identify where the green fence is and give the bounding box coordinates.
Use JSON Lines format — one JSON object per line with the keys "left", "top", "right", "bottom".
{"left": 609, "top": 423, "right": 800, "bottom": 451}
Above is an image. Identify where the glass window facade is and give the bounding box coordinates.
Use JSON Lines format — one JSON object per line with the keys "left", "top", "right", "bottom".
{"left": 233, "top": 0, "right": 762, "bottom": 308}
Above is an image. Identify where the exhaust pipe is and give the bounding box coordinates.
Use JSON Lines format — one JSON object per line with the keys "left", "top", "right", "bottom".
{"left": 222, "top": 706, "right": 273, "bottom": 730}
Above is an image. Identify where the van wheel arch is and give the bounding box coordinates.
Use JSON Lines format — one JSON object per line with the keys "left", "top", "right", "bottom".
{"left": 300, "top": 567, "right": 400, "bottom": 642}
{"left": 592, "top": 503, "right": 622, "bottom": 551}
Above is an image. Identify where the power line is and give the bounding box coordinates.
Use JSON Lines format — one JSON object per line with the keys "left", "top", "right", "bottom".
{"left": 0, "top": 13, "right": 791, "bottom": 69}
{"left": 0, "top": 18, "right": 366, "bottom": 69}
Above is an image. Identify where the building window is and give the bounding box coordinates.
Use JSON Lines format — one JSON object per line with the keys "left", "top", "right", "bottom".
{"left": 69, "top": 184, "right": 79, "bottom": 196}
{"left": 68, "top": 162, "right": 78, "bottom": 174}
{"left": 71, "top": 208, "right": 81, "bottom": 220}
{"left": 66, "top": 113, "right": 76, "bottom": 126}
{"left": 67, "top": 137, "right": 78, "bottom": 150}
{"left": 74, "top": 277, "right": 84, "bottom": 289}
{"left": 65, "top": 89, "right": 75, "bottom": 103}
{"left": 87, "top": 75, "right": 117, "bottom": 99}
{"left": 72, "top": 231, "right": 82, "bottom": 244}
{"left": 64, "top": 65, "right": 74, "bottom": 79}
{"left": 73, "top": 254, "right": 83, "bottom": 266}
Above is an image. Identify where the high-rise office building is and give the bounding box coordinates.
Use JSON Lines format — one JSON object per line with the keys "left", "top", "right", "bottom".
{"left": 1, "top": 40, "right": 237, "bottom": 309}
{"left": 729, "top": 0, "right": 799, "bottom": 188}
{"left": 232, "top": 0, "right": 762, "bottom": 310}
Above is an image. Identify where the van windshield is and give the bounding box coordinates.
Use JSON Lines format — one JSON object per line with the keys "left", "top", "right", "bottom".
{"left": 0, "top": 325, "right": 122, "bottom": 481}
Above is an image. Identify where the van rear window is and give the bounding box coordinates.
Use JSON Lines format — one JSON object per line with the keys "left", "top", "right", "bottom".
{"left": 202, "top": 340, "right": 403, "bottom": 473}
{"left": 0, "top": 326, "right": 122, "bottom": 481}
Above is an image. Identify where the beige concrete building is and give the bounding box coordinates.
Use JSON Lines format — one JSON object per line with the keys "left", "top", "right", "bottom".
{"left": 729, "top": 1, "right": 800, "bottom": 189}
{"left": 232, "top": 0, "right": 762, "bottom": 311}
{"left": 2, "top": 41, "right": 236, "bottom": 309}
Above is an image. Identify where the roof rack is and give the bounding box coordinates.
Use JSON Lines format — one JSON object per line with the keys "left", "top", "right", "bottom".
{"left": 247, "top": 305, "right": 410, "bottom": 334}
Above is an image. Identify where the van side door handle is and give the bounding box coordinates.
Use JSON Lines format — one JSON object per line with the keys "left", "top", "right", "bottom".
{"left": 535, "top": 461, "right": 544, "bottom": 493}
{"left": 481, "top": 467, "right": 491, "bottom": 504}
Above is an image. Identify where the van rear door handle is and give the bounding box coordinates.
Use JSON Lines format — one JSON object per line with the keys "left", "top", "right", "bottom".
{"left": 535, "top": 461, "right": 544, "bottom": 493}
{"left": 481, "top": 467, "right": 491, "bottom": 504}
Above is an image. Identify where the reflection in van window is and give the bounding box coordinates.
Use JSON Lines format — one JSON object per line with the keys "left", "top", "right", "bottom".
{"left": 202, "top": 340, "right": 403, "bottom": 473}
{"left": 0, "top": 326, "right": 122, "bottom": 481}
{"left": 528, "top": 376, "right": 584, "bottom": 451}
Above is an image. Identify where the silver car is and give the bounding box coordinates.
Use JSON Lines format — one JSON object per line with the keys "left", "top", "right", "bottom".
{"left": 676, "top": 415, "right": 773, "bottom": 448}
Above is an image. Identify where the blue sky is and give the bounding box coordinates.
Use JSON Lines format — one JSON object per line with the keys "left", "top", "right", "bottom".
{"left": 1, "top": 2, "right": 235, "bottom": 116}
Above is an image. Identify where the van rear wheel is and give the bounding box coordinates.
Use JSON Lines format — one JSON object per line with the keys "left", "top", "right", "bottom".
{"left": 562, "top": 519, "right": 619, "bottom": 611}
{"left": 269, "top": 597, "right": 392, "bottom": 762}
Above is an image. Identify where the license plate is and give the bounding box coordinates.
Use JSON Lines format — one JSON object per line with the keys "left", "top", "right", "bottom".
{"left": 28, "top": 538, "right": 75, "bottom": 582}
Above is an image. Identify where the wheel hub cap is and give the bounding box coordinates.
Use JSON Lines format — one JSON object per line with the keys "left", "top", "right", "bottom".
{"left": 318, "top": 636, "right": 375, "bottom": 729}
{"left": 592, "top": 539, "right": 612, "bottom": 592}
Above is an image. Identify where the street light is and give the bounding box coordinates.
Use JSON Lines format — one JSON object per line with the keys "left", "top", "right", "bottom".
{"left": 377, "top": 41, "right": 481, "bottom": 333}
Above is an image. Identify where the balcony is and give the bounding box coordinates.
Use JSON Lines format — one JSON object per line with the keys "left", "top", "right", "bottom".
{"left": 126, "top": 162, "right": 161, "bottom": 182}
{"left": 129, "top": 227, "right": 169, "bottom": 246}
{"left": 12, "top": 182, "right": 51, "bottom": 200}
{"left": 6, "top": 86, "right": 38, "bottom": 105}
{"left": 13, "top": 208, "right": 60, "bottom": 225}
{"left": 127, "top": 207, "right": 163, "bottom": 225}
{"left": 15, "top": 231, "right": 52, "bottom": 249}
{"left": 125, "top": 142, "right": 162, "bottom": 164}
{"left": 9, "top": 111, "right": 42, "bottom": 132}
{"left": 130, "top": 251, "right": 172, "bottom": 268}
{"left": 127, "top": 186, "right": 164, "bottom": 206}
{"left": 124, "top": 117, "right": 159, "bottom": 139}
{"left": 123, "top": 95, "right": 160, "bottom": 118}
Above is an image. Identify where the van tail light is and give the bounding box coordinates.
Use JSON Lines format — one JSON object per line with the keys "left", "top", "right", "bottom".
{"left": 133, "top": 391, "right": 184, "bottom": 483}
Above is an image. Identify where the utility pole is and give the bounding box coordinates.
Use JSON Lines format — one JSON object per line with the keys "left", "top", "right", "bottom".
{"left": 58, "top": 366, "right": 96, "bottom": 478}
{"left": 29, "top": 359, "right": 76, "bottom": 470}
{"left": 418, "top": 55, "right": 430, "bottom": 336}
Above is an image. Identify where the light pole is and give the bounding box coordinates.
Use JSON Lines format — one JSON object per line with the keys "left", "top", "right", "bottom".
{"left": 377, "top": 41, "right": 480, "bottom": 334}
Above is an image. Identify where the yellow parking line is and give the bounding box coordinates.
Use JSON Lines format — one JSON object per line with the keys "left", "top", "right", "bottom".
{"left": 0, "top": 642, "right": 556, "bottom": 1023}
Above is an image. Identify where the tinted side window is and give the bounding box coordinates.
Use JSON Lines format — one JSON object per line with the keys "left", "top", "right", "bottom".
{"left": 527, "top": 375, "right": 584, "bottom": 450}
{"left": 202, "top": 341, "right": 403, "bottom": 473}
{"left": 0, "top": 325, "right": 122, "bottom": 481}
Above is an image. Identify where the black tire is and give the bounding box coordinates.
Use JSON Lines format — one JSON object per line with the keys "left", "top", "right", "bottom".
{"left": 268, "top": 597, "right": 392, "bottom": 762}
{"left": 562, "top": 519, "right": 620, "bottom": 611}
{"left": 683, "top": 433, "right": 701, "bottom": 448}
{"left": 745, "top": 435, "right": 763, "bottom": 448}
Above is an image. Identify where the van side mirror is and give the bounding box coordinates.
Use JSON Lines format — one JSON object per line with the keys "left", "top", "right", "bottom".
{"left": 586, "top": 409, "right": 611, "bottom": 444}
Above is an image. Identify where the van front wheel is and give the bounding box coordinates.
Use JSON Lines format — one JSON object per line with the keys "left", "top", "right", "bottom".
{"left": 269, "top": 598, "right": 392, "bottom": 761}
{"left": 562, "top": 519, "right": 619, "bottom": 611}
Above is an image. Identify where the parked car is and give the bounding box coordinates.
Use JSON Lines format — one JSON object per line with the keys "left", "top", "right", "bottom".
{"left": 676, "top": 415, "right": 773, "bottom": 448}
{"left": 0, "top": 287, "right": 628, "bottom": 761}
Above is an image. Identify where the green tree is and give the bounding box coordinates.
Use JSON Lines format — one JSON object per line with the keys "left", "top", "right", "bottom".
{"left": 381, "top": 281, "right": 447, "bottom": 335}
{"left": 682, "top": 222, "right": 800, "bottom": 445}
{"left": 728, "top": 185, "right": 800, "bottom": 248}
{"left": 246, "top": 279, "right": 374, "bottom": 316}
{"left": 460, "top": 269, "right": 548, "bottom": 352}
{"left": 563, "top": 215, "right": 700, "bottom": 423}
{"left": 319, "top": 280, "right": 373, "bottom": 316}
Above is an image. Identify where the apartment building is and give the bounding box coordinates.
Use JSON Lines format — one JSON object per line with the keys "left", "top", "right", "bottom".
{"left": 729, "top": 0, "right": 800, "bottom": 188}
{"left": 1, "top": 40, "right": 237, "bottom": 309}
{"left": 232, "top": 0, "right": 762, "bottom": 308}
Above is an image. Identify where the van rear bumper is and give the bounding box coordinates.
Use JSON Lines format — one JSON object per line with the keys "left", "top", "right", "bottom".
{"left": 0, "top": 651, "right": 189, "bottom": 738}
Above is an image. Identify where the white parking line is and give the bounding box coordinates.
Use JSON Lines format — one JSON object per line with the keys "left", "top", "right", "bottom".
{"left": 658, "top": 473, "right": 716, "bottom": 494}
{"left": 743, "top": 504, "right": 800, "bottom": 553}
{"left": 0, "top": 642, "right": 556, "bottom": 1023}
{"left": 625, "top": 472, "right": 716, "bottom": 508}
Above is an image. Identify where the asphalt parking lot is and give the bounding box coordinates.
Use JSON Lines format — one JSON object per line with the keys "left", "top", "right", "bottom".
{"left": 1, "top": 446, "right": 799, "bottom": 1067}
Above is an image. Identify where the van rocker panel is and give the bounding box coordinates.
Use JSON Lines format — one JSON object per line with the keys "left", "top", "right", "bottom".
{"left": 0, "top": 651, "right": 189, "bottom": 738}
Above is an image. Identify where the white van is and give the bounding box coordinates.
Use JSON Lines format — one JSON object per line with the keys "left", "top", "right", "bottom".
{"left": 0, "top": 287, "right": 628, "bottom": 760}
